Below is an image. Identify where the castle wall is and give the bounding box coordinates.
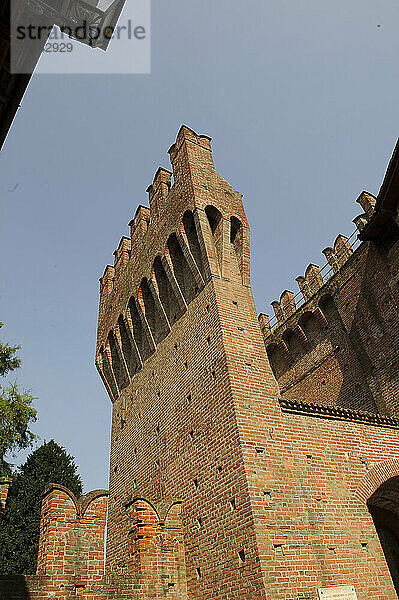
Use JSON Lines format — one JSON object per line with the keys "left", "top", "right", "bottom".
{"left": 264, "top": 230, "right": 399, "bottom": 418}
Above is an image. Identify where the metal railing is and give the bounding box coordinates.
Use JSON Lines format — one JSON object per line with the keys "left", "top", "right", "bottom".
{"left": 266, "top": 229, "right": 361, "bottom": 332}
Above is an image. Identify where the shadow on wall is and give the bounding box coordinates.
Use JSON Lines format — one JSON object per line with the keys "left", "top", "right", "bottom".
{"left": 0, "top": 576, "right": 30, "bottom": 600}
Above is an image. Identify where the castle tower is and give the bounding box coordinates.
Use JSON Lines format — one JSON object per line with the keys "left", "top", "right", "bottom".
{"left": 96, "top": 125, "right": 284, "bottom": 598}
{"left": 95, "top": 127, "right": 399, "bottom": 600}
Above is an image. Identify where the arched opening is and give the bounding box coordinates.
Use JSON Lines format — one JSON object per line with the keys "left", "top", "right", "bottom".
{"left": 153, "top": 256, "right": 184, "bottom": 326}
{"left": 167, "top": 234, "right": 198, "bottom": 305}
{"left": 266, "top": 343, "right": 291, "bottom": 379}
{"left": 205, "top": 205, "right": 223, "bottom": 270}
{"left": 108, "top": 332, "right": 129, "bottom": 392}
{"left": 128, "top": 296, "right": 153, "bottom": 362}
{"left": 318, "top": 294, "right": 342, "bottom": 330}
{"left": 100, "top": 345, "right": 118, "bottom": 399}
{"left": 230, "top": 216, "right": 243, "bottom": 276}
{"left": 299, "top": 311, "right": 324, "bottom": 346}
{"left": 183, "top": 211, "right": 205, "bottom": 279}
{"left": 118, "top": 315, "right": 140, "bottom": 377}
{"left": 368, "top": 476, "right": 399, "bottom": 594}
{"left": 282, "top": 329, "right": 304, "bottom": 361}
{"left": 140, "top": 278, "right": 169, "bottom": 345}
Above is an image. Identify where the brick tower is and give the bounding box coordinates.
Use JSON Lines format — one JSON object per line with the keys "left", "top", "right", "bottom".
{"left": 94, "top": 127, "right": 399, "bottom": 599}
{"left": 96, "top": 125, "right": 284, "bottom": 598}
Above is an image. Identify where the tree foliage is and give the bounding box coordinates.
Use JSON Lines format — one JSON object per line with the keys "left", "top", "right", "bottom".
{"left": 0, "top": 323, "right": 21, "bottom": 377}
{"left": 0, "top": 323, "right": 37, "bottom": 475}
{"left": 0, "top": 440, "right": 83, "bottom": 575}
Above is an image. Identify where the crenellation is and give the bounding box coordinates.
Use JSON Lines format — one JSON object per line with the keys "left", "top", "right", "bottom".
{"left": 296, "top": 263, "right": 324, "bottom": 299}
{"left": 113, "top": 237, "right": 131, "bottom": 275}
{"left": 146, "top": 167, "right": 172, "bottom": 220}
{"left": 356, "top": 190, "right": 377, "bottom": 219}
{"left": 279, "top": 289, "right": 296, "bottom": 317}
{"left": 258, "top": 313, "right": 271, "bottom": 337}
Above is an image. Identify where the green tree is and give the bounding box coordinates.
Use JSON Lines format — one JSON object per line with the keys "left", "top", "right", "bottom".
{"left": 0, "top": 440, "right": 83, "bottom": 575}
{"left": 0, "top": 322, "right": 37, "bottom": 475}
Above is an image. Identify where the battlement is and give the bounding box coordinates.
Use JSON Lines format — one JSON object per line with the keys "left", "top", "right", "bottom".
{"left": 96, "top": 125, "right": 251, "bottom": 402}
{"left": 256, "top": 190, "right": 398, "bottom": 416}
{"left": 36, "top": 484, "right": 108, "bottom": 579}
{"left": 261, "top": 191, "right": 377, "bottom": 335}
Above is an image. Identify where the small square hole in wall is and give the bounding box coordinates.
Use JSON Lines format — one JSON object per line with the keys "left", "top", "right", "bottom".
{"left": 196, "top": 567, "right": 201, "bottom": 579}
{"left": 206, "top": 336, "right": 211, "bottom": 345}
{"left": 217, "top": 465, "right": 222, "bottom": 473}
{"left": 156, "top": 425, "right": 160, "bottom": 435}
{"left": 238, "top": 549, "right": 246, "bottom": 564}
{"left": 232, "top": 300, "right": 238, "bottom": 306}
{"left": 152, "top": 370, "right": 156, "bottom": 377}
{"left": 361, "top": 542, "right": 368, "bottom": 550}
{"left": 263, "top": 491, "right": 272, "bottom": 505}
{"left": 273, "top": 544, "right": 285, "bottom": 556}
{"left": 187, "top": 394, "right": 192, "bottom": 404}
{"left": 256, "top": 447, "right": 265, "bottom": 455}
{"left": 156, "top": 459, "right": 160, "bottom": 469}
{"left": 197, "top": 516, "right": 203, "bottom": 528}
{"left": 211, "top": 370, "right": 216, "bottom": 380}
{"left": 134, "top": 448, "right": 137, "bottom": 456}
{"left": 193, "top": 478, "right": 199, "bottom": 490}
{"left": 306, "top": 454, "right": 312, "bottom": 463}
{"left": 138, "top": 412, "right": 141, "bottom": 420}
{"left": 206, "top": 305, "right": 210, "bottom": 313}
{"left": 174, "top": 343, "right": 178, "bottom": 350}
{"left": 114, "top": 465, "right": 118, "bottom": 474}
{"left": 189, "top": 430, "right": 194, "bottom": 440}
{"left": 184, "top": 361, "right": 188, "bottom": 369}
{"left": 229, "top": 497, "right": 236, "bottom": 511}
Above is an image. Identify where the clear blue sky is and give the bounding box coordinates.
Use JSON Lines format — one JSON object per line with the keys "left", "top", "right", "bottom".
{"left": 1, "top": 0, "right": 398, "bottom": 491}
